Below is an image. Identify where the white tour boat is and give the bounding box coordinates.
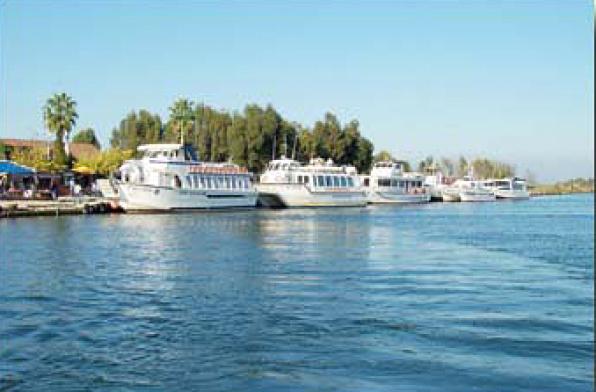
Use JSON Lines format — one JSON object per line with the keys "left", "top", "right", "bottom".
{"left": 256, "top": 156, "right": 367, "bottom": 208}
{"left": 360, "top": 161, "right": 430, "bottom": 204}
{"left": 423, "top": 166, "right": 448, "bottom": 201}
{"left": 117, "top": 144, "right": 257, "bottom": 211}
{"left": 442, "top": 176, "right": 496, "bottom": 202}
{"left": 482, "top": 177, "right": 530, "bottom": 200}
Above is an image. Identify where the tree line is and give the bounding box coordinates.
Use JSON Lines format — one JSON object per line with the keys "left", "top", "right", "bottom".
{"left": 12, "top": 92, "right": 519, "bottom": 179}
{"left": 416, "top": 155, "right": 515, "bottom": 179}
{"left": 109, "top": 100, "right": 374, "bottom": 173}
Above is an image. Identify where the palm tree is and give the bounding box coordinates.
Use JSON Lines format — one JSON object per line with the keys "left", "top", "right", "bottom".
{"left": 43, "top": 92, "right": 78, "bottom": 165}
{"left": 169, "top": 98, "right": 195, "bottom": 145}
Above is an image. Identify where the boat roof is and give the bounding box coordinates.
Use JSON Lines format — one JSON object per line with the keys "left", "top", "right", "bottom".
{"left": 268, "top": 157, "right": 300, "bottom": 165}
{"left": 137, "top": 144, "right": 183, "bottom": 152}
{"left": 484, "top": 177, "right": 526, "bottom": 182}
{"left": 373, "top": 160, "right": 401, "bottom": 167}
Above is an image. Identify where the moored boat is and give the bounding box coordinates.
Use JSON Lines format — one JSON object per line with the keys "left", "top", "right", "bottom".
{"left": 256, "top": 156, "right": 367, "bottom": 208}
{"left": 482, "top": 177, "right": 530, "bottom": 199}
{"left": 360, "top": 161, "right": 430, "bottom": 204}
{"left": 442, "top": 176, "right": 496, "bottom": 202}
{"left": 116, "top": 144, "right": 257, "bottom": 211}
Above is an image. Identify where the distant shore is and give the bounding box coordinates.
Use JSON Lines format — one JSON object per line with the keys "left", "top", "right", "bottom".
{"left": 530, "top": 178, "right": 594, "bottom": 196}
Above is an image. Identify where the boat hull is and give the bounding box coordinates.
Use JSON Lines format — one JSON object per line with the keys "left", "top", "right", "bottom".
{"left": 459, "top": 192, "right": 496, "bottom": 202}
{"left": 367, "top": 190, "right": 430, "bottom": 204}
{"left": 494, "top": 190, "right": 530, "bottom": 200}
{"left": 257, "top": 184, "right": 367, "bottom": 208}
{"left": 118, "top": 183, "right": 258, "bottom": 211}
{"left": 441, "top": 191, "right": 461, "bottom": 202}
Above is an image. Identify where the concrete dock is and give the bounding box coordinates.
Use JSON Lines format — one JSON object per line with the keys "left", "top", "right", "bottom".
{"left": 0, "top": 197, "right": 121, "bottom": 218}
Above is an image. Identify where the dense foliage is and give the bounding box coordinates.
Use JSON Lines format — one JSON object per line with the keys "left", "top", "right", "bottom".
{"left": 72, "top": 128, "right": 101, "bottom": 149}
{"left": 9, "top": 146, "right": 66, "bottom": 172}
{"left": 27, "top": 93, "right": 530, "bottom": 180}
{"left": 418, "top": 156, "right": 514, "bottom": 179}
{"left": 75, "top": 149, "right": 134, "bottom": 176}
{"left": 110, "top": 110, "right": 162, "bottom": 149}
{"left": 109, "top": 101, "right": 374, "bottom": 173}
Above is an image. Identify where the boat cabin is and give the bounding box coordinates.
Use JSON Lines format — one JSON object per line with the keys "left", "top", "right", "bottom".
{"left": 261, "top": 156, "right": 360, "bottom": 189}
{"left": 138, "top": 144, "right": 198, "bottom": 162}
{"left": 483, "top": 178, "right": 527, "bottom": 191}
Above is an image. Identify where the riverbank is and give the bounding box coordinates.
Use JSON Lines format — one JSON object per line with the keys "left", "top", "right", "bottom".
{"left": 530, "top": 178, "right": 594, "bottom": 196}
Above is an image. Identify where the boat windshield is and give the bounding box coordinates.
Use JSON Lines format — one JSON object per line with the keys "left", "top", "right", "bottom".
{"left": 512, "top": 181, "right": 525, "bottom": 190}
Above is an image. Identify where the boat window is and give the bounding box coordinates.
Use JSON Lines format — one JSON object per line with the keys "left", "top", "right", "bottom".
{"left": 207, "top": 176, "right": 213, "bottom": 189}
{"left": 297, "top": 175, "right": 303, "bottom": 183}
{"left": 340, "top": 177, "right": 347, "bottom": 187}
{"left": 347, "top": 177, "right": 354, "bottom": 187}
{"left": 378, "top": 179, "right": 390, "bottom": 187}
{"left": 225, "top": 177, "right": 231, "bottom": 189}
{"left": 333, "top": 176, "right": 340, "bottom": 187}
{"left": 391, "top": 179, "right": 397, "bottom": 187}
{"left": 174, "top": 175, "right": 182, "bottom": 188}
{"left": 304, "top": 176, "right": 309, "bottom": 184}
{"left": 326, "top": 176, "right": 332, "bottom": 187}
{"left": 363, "top": 178, "right": 369, "bottom": 187}
{"left": 317, "top": 175, "right": 324, "bottom": 187}
{"left": 185, "top": 175, "right": 192, "bottom": 188}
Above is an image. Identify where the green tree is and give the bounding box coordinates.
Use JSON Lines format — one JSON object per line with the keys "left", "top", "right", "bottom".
{"left": 72, "top": 128, "right": 101, "bottom": 149}
{"left": 440, "top": 157, "right": 455, "bottom": 176}
{"left": 43, "top": 92, "right": 78, "bottom": 166}
{"left": 75, "top": 148, "right": 134, "bottom": 176}
{"left": 417, "top": 156, "right": 435, "bottom": 172}
{"left": 373, "top": 150, "right": 395, "bottom": 163}
{"left": 0, "top": 142, "right": 7, "bottom": 160}
{"left": 110, "top": 110, "right": 162, "bottom": 150}
{"left": 354, "top": 137, "right": 374, "bottom": 173}
{"left": 457, "top": 156, "right": 468, "bottom": 177}
{"left": 168, "top": 98, "right": 195, "bottom": 145}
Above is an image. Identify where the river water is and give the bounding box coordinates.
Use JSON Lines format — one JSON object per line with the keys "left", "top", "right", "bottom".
{"left": 0, "top": 194, "right": 593, "bottom": 391}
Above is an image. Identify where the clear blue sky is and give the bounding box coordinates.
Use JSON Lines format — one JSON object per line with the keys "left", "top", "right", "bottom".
{"left": 1, "top": 0, "right": 593, "bottom": 181}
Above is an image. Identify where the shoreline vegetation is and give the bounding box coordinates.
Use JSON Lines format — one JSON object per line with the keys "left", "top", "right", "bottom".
{"left": 530, "top": 178, "right": 594, "bottom": 196}
{"left": 0, "top": 92, "right": 592, "bottom": 195}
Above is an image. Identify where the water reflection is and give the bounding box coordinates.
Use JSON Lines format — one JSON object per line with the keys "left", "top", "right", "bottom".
{"left": 0, "top": 195, "right": 592, "bottom": 391}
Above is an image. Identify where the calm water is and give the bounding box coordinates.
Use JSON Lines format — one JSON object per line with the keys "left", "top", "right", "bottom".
{"left": 0, "top": 194, "right": 593, "bottom": 391}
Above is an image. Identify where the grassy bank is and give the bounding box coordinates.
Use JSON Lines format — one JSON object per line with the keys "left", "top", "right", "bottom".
{"left": 530, "top": 178, "right": 594, "bottom": 196}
